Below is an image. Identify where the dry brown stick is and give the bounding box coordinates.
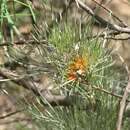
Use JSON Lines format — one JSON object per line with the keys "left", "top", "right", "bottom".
{"left": 116, "top": 53, "right": 130, "bottom": 130}
{"left": 91, "top": 0, "right": 128, "bottom": 27}
{"left": 0, "top": 109, "right": 25, "bottom": 120}
{"left": 76, "top": 0, "right": 130, "bottom": 33}
{"left": 116, "top": 76, "right": 130, "bottom": 130}
{"left": 0, "top": 32, "right": 127, "bottom": 49}
{"left": 81, "top": 78, "right": 130, "bottom": 102}
{"left": 87, "top": 34, "right": 130, "bottom": 40}
{"left": 0, "top": 39, "right": 48, "bottom": 46}
{"left": 0, "top": 68, "right": 73, "bottom": 106}
{"left": 0, "top": 117, "right": 32, "bottom": 125}
{"left": 92, "top": 85, "right": 127, "bottom": 101}
{"left": 0, "top": 31, "right": 128, "bottom": 49}
{"left": 104, "top": 36, "right": 130, "bottom": 41}
{"left": 0, "top": 36, "right": 129, "bottom": 49}
{"left": 84, "top": 29, "right": 130, "bottom": 40}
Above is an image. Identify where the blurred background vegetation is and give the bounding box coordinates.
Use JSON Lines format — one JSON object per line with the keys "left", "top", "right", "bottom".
{"left": 0, "top": 0, "right": 130, "bottom": 130}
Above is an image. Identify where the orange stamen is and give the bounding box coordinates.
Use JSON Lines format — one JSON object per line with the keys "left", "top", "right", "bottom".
{"left": 67, "top": 56, "right": 88, "bottom": 81}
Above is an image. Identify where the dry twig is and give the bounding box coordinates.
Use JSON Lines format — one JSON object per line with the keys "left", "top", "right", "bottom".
{"left": 0, "top": 68, "right": 73, "bottom": 106}
{"left": 116, "top": 54, "right": 130, "bottom": 130}
{"left": 91, "top": 0, "right": 128, "bottom": 27}
{"left": 116, "top": 76, "right": 130, "bottom": 130}
{"left": 75, "top": 0, "right": 130, "bottom": 33}
{"left": 0, "top": 109, "right": 25, "bottom": 120}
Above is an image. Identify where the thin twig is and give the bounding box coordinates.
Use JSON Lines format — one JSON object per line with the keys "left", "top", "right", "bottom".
{"left": 116, "top": 76, "right": 130, "bottom": 130}
{"left": 0, "top": 33, "right": 129, "bottom": 49}
{"left": 104, "top": 36, "right": 130, "bottom": 40}
{"left": 85, "top": 31, "right": 130, "bottom": 40}
{"left": 81, "top": 79, "right": 130, "bottom": 102}
{"left": 0, "top": 109, "right": 25, "bottom": 120}
{"left": 91, "top": 0, "right": 128, "bottom": 27}
{"left": 0, "top": 39, "right": 48, "bottom": 46}
{"left": 92, "top": 85, "right": 129, "bottom": 101}
{"left": 0, "top": 117, "right": 32, "bottom": 125}
{"left": 76, "top": 0, "right": 130, "bottom": 33}
{"left": 116, "top": 52, "right": 130, "bottom": 130}
{"left": 0, "top": 68, "right": 73, "bottom": 106}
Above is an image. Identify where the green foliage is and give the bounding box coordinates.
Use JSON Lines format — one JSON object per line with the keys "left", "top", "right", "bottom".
{"left": 29, "top": 24, "right": 129, "bottom": 130}
{"left": 29, "top": 94, "right": 118, "bottom": 130}
{"left": 0, "top": 1, "right": 130, "bottom": 130}
{"left": 49, "top": 24, "right": 77, "bottom": 53}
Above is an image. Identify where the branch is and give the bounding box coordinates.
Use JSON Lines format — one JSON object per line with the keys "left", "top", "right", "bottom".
{"left": 116, "top": 76, "right": 130, "bottom": 130}
{"left": 0, "top": 109, "right": 25, "bottom": 120}
{"left": 116, "top": 53, "right": 130, "bottom": 130}
{"left": 1, "top": 67, "right": 130, "bottom": 108}
{"left": 91, "top": 0, "right": 128, "bottom": 27}
{"left": 92, "top": 85, "right": 130, "bottom": 102}
{"left": 0, "top": 68, "right": 73, "bottom": 106}
{"left": 0, "top": 39, "right": 48, "bottom": 46}
{"left": 0, "top": 117, "right": 32, "bottom": 125}
{"left": 76, "top": 0, "right": 130, "bottom": 33}
{"left": 103, "top": 36, "right": 130, "bottom": 41}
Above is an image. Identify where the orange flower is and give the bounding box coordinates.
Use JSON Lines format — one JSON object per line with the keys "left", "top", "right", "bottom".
{"left": 67, "top": 56, "right": 88, "bottom": 81}
{"left": 68, "top": 71, "right": 77, "bottom": 81}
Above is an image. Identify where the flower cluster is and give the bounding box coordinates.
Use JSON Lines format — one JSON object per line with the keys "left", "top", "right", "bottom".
{"left": 67, "top": 56, "right": 89, "bottom": 81}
